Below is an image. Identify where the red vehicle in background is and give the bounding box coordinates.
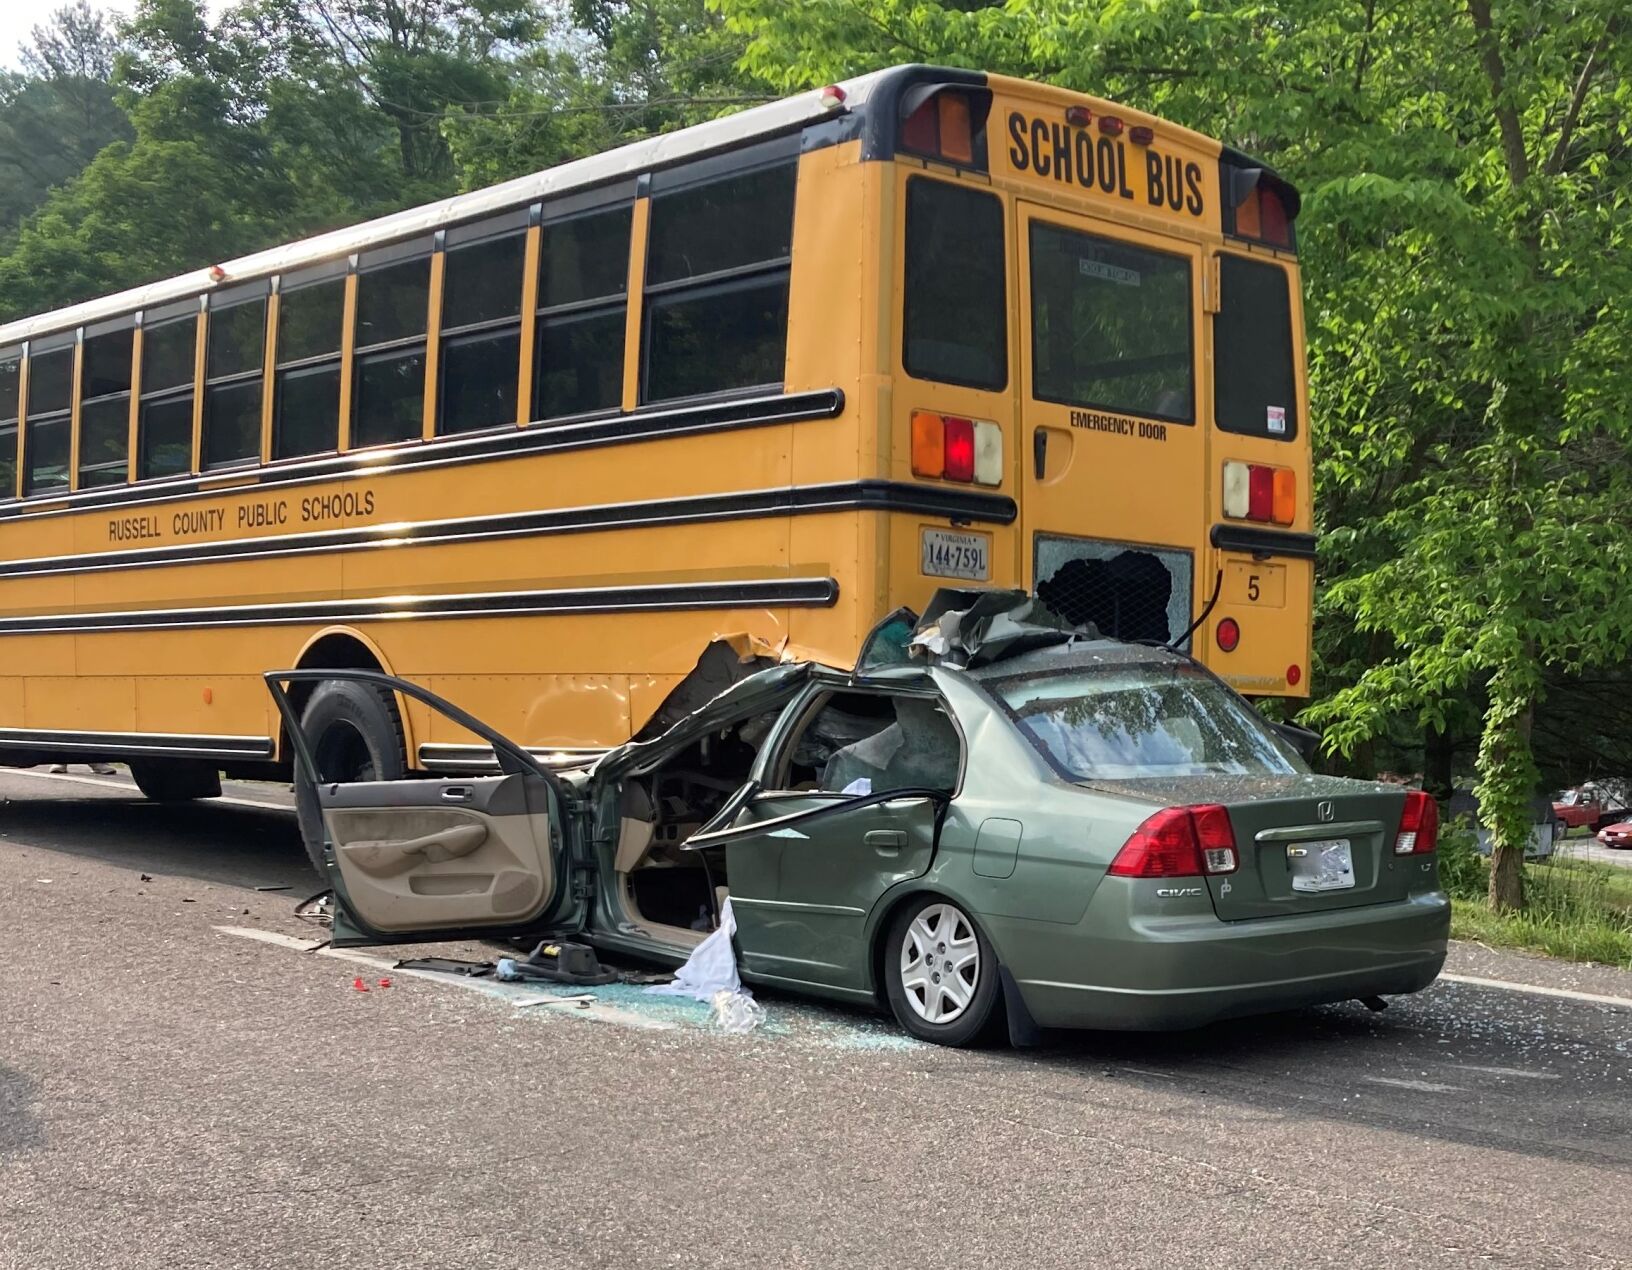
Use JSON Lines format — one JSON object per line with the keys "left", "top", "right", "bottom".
{"left": 1597, "top": 822, "right": 1632, "bottom": 850}
{"left": 1554, "top": 786, "right": 1629, "bottom": 833}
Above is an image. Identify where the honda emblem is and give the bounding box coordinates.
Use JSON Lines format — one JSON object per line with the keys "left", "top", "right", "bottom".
{"left": 1317, "top": 800, "right": 1335, "bottom": 823}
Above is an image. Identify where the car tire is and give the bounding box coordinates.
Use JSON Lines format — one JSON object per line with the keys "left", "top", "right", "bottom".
{"left": 129, "top": 759, "right": 222, "bottom": 803}
{"left": 882, "top": 896, "right": 1002, "bottom": 1047}
{"left": 293, "top": 680, "right": 407, "bottom": 878}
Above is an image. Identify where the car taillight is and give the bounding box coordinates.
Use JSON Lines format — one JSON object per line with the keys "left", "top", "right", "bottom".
{"left": 911, "top": 410, "right": 1002, "bottom": 485}
{"left": 1394, "top": 791, "right": 1439, "bottom": 855}
{"left": 1223, "top": 461, "right": 1295, "bottom": 525}
{"left": 1108, "top": 804, "right": 1238, "bottom": 878}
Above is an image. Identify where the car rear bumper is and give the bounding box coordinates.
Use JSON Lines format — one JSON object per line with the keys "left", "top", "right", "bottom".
{"left": 992, "top": 886, "right": 1451, "bottom": 1032}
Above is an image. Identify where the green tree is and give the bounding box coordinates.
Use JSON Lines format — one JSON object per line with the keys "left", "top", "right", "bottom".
{"left": 0, "top": 2, "right": 133, "bottom": 238}
{"left": 718, "top": 0, "right": 1632, "bottom": 913}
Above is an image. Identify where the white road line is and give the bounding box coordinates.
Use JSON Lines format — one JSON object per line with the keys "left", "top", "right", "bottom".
{"left": 1449, "top": 1064, "right": 1562, "bottom": 1080}
{"left": 213, "top": 925, "right": 674, "bottom": 1031}
{"left": 6, "top": 767, "right": 294, "bottom": 812}
{"left": 1364, "top": 1077, "right": 1467, "bottom": 1094}
{"left": 1438, "top": 972, "right": 1632, "bottom": 1011}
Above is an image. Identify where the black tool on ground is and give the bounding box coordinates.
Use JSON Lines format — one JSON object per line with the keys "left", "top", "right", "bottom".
{"left": 396, "top": 956, "right": 496, "bottom": 977}
{"left": 506, "top": 940, "right": 618, "bottom": 986}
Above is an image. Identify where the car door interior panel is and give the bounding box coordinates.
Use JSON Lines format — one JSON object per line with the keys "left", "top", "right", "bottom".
{"left": 321, "top": 773, "right": 557, "bottom": 931}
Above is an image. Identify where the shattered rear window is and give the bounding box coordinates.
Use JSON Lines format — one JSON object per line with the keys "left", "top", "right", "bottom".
{"left": 983, "top": 663, "right": 1302, "bottom": 781}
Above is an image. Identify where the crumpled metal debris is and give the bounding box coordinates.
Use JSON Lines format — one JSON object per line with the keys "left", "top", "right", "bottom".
{"left": 909, "top": 588, "right": 1091, "bottom": 668}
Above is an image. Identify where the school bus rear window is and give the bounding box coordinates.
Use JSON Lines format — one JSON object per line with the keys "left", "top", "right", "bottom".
{"left": 902, "top": 178, "right": 1007, "bottom": 391}
{"left": 1029, "top": 222, "right": 1193, "bottom": 423}
{"left": 1214, "top": 255, "right": 1297, "bottom": 440}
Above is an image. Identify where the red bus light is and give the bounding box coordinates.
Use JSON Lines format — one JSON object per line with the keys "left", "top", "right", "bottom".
{"left": 1248, "top": 466, "right": 1273, "bottom": 521}
{"left": 1216, "top": 617, "right": 1240, "bottom": 652}
{"left": 943, "top": 417, "right": 975, "bottom": 482}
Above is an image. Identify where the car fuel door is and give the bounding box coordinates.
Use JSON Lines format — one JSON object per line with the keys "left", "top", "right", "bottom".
{"left": 266, "top": 670, "right": 579, "bottom": 947}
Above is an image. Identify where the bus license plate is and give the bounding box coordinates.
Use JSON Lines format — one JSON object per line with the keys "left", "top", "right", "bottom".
{"left": 921, "top": 529, "right": 990, "bottom": 581}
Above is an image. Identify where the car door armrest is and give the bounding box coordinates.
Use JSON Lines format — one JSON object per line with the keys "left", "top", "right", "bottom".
{"left": 341, "top": 823, "right": 490, "bottom": 877}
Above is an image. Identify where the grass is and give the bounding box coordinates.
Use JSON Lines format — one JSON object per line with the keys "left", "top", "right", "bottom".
{"left": 1439, "top": 825, "right": 1632, "bottom": 969}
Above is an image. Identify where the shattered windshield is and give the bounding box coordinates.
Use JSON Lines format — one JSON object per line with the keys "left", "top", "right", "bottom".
{"left": 983, "top": 663, "right": 1304, "bottom": 781}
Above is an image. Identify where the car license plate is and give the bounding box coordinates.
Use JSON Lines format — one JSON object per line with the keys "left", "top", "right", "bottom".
{"left": 921, "top": 528, "right": 989, "bottom": 581}
{"left": 1289, "top": 839, "right": 1355, "bottom": 892}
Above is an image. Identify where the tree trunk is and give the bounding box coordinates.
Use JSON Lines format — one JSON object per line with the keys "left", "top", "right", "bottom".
{"left": 1479, "top": 685, "right": 1536, "bottom": 914}
{"left": 1488, "top": 830, "right": 1525, "bottom": 911}
{"left": 1424, "top": 721, "right": 1454, "bottom": 803}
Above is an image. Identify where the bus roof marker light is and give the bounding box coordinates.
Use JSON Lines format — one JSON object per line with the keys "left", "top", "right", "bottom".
{"left": 1065, "top": 105, "right": 1092, "bottom": 127}
{"left": 1097, "top": 115, "right": 1124, "bottom": 137}
{"left": 819, "top": 84, "right": 847, "bottom": 110}
{"left": 208, "top": 265, "right": 227, "bottom": 283}
{"left": 1129, "top": 125, "right": 1154, "bottom": 146}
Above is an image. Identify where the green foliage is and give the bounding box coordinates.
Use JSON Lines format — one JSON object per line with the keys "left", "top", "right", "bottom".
{"left": 0, "top": 2, "right": 133, "bottom": 239}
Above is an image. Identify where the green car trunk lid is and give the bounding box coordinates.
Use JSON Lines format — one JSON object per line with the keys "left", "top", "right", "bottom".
{"left": 1078, "top": 773, "right": 1413, "bottom": 921}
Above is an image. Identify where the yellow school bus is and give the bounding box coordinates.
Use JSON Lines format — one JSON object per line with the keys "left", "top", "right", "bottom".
{"left": 0, "top": 65, "right": 1314, "bottom": 805}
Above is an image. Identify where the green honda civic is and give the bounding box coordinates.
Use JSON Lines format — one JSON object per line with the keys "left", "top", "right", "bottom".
{"left": 267, "top": 591, "right": 1449, "bottom": 1047}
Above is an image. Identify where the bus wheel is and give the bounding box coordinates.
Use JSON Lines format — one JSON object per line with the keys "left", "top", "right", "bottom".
{"left": 128, "top": 759, "right": 222, "bottom": 802}
{"left": 294, "top": 679, "right": 407, "bottom": 877}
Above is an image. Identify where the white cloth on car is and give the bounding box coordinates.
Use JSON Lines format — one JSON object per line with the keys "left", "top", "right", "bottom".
{"left": 645, "top": 897, "right": 750, "bottom": 1002}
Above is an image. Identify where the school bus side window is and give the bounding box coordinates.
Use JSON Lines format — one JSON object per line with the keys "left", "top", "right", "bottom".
{"left": 204, "top": 291, "right": 267, "bottom": 469}
{"left": 1213, "top": 255, "right": 1298, "bottom": 440}
{"left": 79, "top": 323, "right": 134, "bottom": 487}
{"left": 537, "top": 203, "right": 631, "bottom": 420}
{"left": 138, "top": 313, "right": 198, "bottom": 480}
{"left": 274, "top": 273, "right": 345, "bottom": 460}
{"left": 642, "top": 155, "right": 795, "bottom": 404}
{"left": 23, "top": 343, "right": 73, "bottom": 495}
{"left": 440, "top": 217, "right": 525, "bottom": 434}
{"left": 903, "top": 178, "right": 1007, "bottom": 391}
{"left": 0, "top": 351, "right": 20, "bottom": 497}
{"left": 353, "top": 245, "right": 431, "bottom": 448}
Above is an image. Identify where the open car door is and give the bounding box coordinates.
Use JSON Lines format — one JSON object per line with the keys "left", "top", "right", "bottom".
{"left": 266, "top": 670, "right": 580, "bottom": 948}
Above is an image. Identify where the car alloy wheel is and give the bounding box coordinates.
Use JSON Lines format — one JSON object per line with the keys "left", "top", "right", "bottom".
{"left": 899, "top": 902, "right": 981, "bottom": 1024}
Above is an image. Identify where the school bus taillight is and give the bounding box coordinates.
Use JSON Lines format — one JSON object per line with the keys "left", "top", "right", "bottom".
{"left": 912, "top": 411, "right": 1001, "bottom": 486}
{"left": 1223, "top": 461, "right": 1295, "bottom": 526}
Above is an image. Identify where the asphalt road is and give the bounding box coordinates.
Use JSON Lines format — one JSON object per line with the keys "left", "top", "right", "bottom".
{"left": 3, "top": 769, "right": 1631, "bottom": 1269}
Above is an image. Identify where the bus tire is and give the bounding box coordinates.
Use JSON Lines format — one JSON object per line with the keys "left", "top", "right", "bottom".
{"left": 128, "top": 759, "right": 222, "bottom": 803}
{"left": 294, "top": 679, "right": 408, "bottom": 877}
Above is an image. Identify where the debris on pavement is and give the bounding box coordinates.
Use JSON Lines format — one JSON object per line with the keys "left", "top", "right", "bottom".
{"left": 710, "top": 989, "right": 765, "bottom": 1033}
{"left": 395, "top": 956, "right": 495, "bottom": 977}
{"left": 495, "top": 940, "right": 617, "bottom": 986}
